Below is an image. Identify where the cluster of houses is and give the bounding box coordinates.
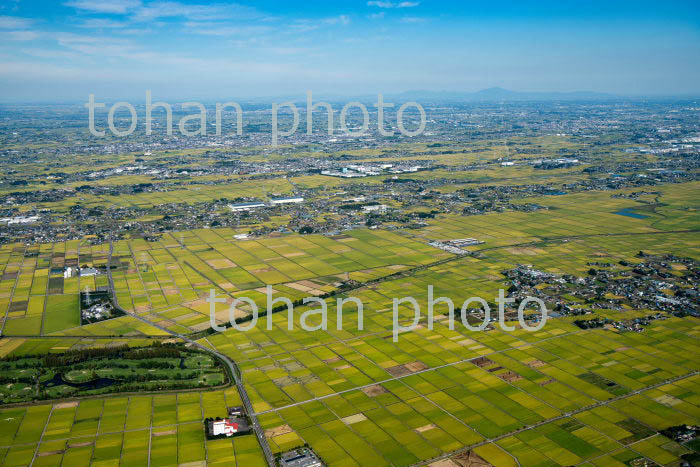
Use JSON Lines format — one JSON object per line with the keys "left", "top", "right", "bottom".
{"left": 79, "top": 287, "right": 119, "bottom": 324}
{"left": 502, "top": 253, "right": 699, "bottom": 328}
{"left": 661, "top": 424, "right": 700, "bottom": 444}
{"left": 573, "top": 313, "right": 666, "bottom": 332}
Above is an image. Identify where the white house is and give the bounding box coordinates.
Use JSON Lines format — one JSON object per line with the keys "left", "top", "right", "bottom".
{"left": 210, "top": 419, "right": 240, "bottom": 437}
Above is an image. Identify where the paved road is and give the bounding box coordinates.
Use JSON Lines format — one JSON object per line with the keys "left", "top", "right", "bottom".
{"left": 106, "top": 241, "right": 275, "bottom": 466}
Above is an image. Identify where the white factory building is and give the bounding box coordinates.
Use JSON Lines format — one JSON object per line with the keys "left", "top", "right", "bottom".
{"left": 270, "top": 197, "right": 304, "bottom": 205}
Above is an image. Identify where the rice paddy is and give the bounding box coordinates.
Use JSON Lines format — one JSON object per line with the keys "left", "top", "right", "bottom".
{"left": 0, "top": 180, "right": 698, "bottom": 465}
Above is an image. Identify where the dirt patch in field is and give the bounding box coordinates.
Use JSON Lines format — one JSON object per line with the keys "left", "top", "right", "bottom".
{"left": 428, "top": 460, "right": 460, "bottom": 467}
{"left": 499, "top": 371, "right": 522, "bottom": 382}
{"left": 283, "top": 282, "right": 312, "bottom": 292}
{"left": 472, "top": 357, "right": 495, "bottom": 368}
{"left": 285, "top": 282, "right": 326, "bottom": 295}
{"left": 184, "top": 320, "right": 207, "bottom": 332}
{"left": 386, "top": 365, "right": 412, "bottom": 377}
{"left": 656, "top": 394, "right": 682, "bottom": 406}
{"left": 206, "top": 258, "right": 236, "bottom": 269}
{"left": 341, "top": 413, "right": 367, "bottom": 424}
{"left": 153, "top": 429, "right": 177, "bottom": 436}
{"left": 38, "top": 450, "right": 64, "bottom": 457}
{"left": 414, "top": 424, "right": 436, "bottom": 433}
{"left": 251, "top": 267, "right": 274, "bottom": 273}
{"left": 505, "top": 247, "right": 538, "bottom": 256}
{"left": 526, "top": 359, "right": 545, "bottom": 368}
{"left": 53, "top": 401, "right": 78, "bottom": 409}
{"left": 68, "top": 441, "right": 93, "bottom": 448}
{"left": 362, "top": 385, "right": 388, "bottom": 397}
{"left": 405, "top": 361, "right": 428, "bottom": 372}
{"left": 452, "top": 450, "right": 493, "bottom": 467}
{"left": 178, "top": 462, "right": 206, "bottom": 467}
{"left": 265, "top": 425, "right": 292, "bottom": 438}
{"left": 386, "top": 361, "right": 426, "bottom": 377}
{"left": 299, "top": 279, "right": 326, "bottom": 291}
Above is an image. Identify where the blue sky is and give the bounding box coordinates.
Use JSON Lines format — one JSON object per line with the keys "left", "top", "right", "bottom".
{"left": 0, "top": 0, "right": 699, "bottom": 101}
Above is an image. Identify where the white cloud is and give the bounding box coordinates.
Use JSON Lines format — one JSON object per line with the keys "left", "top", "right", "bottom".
{"left": 0, "top": 16, "right": 37, "bottom": 41}
{"left": 0, "top": 15, "right": 33, "bottom": 29}
{"left": 401, "top": 16, "right": 427, "bottom": 23}
{"left": 367, "top": 1, "right": 419, "bottom": 8}
{"left": 64, "top": 0, "right": 263, "bottom": 23}
{"left": 183, "top": 21, "right": 271, "bottom": 37}
{"left": 64, "top": 0, "right": 142, "bottom": 14}
{"left": 20, "top": 48, "right": 83, "bottom": 60}
{"left": 132, "top": 2, "right": 262, "bottom": 21}
{"left": 289, "top": 15, "right": 350, "bottom": 32}
{"left": 2, "top": 30, "right": 39, "bottom": 41}
{"left": 77, "top": 18, "right": 128, "bottom": 28}
{"left": 55, "top": 32, "right": 142, "bottom": 59}
{"left": 265, "top": 46, "right": 311, "bottom": 55}
{"left": 324, "top": 15, "right": 350, "bottom": 25}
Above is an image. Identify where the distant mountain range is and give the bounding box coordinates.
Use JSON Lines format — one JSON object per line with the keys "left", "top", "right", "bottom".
{"left": 389, "top": 87, "right": 617, "bottom": 101}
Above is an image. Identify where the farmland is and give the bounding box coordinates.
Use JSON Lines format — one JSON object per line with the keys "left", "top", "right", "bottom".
{"left": 0, "top": 387, "right": 265, "bottom": 466}
{"left": 1, "top": 111, "right": 699, "bottom": 465}
{"left": 1, "top": 214, "right": 698, "bottom": 465}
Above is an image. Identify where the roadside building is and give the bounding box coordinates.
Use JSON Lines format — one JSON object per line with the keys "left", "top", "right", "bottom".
{"left": 208, "top": 417, "right": 250, "bottom": 437}
{"left": 279, "top": 447, "right": 324, "bottom": 467}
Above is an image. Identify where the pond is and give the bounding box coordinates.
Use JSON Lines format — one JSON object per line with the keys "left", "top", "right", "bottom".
{"left": 43, "top": 373, "right": 117, "bottom": 390}
{"left": 613, "top": 208, "right": 649, "bottom": 219}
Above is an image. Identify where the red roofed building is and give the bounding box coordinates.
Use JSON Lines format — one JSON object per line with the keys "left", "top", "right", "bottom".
{"left": 208, "top": 417, "right": 250, "bottom": 437}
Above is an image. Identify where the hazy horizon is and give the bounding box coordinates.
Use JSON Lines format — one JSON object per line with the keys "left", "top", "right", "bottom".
{"left": 2, "top": 86, "right": 700, "bottom": 106}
